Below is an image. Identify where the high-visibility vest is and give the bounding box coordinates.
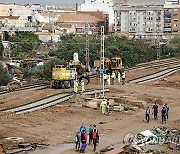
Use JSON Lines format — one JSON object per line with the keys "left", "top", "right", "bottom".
{"left": 118, "top": 73, "right": 121, "bottom": 82}
{"left": 81, "top": 81, "right": 85, "bottom": 91}
{"left": 122, "top": 72, "right": 126, "bottom": 78}
{"left": 111, "top": 72, "right": 116, "bottom": 78}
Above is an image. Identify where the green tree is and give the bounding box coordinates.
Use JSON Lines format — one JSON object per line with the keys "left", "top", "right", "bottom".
{"left": 9, "top": 32, "right": 41, "bottom": 57}
{"left": 36, "top": 58, "right": 65, "bottom": 80}
{"left": 0, "top": 63, "right": 12, "bottom": 86}
{"left": 161, "top": 37, "right": 180, "bottom": 58}
{"left": 0, "top": 38, "right": 4, "bottom": 58}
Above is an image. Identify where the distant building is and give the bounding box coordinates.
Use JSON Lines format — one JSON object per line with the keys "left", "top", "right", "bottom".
{"left": 0, "top": 4, "right": 36, "bottom": 32}
{"left": 79, "top": 0, "right": 114, "bottom": 33}
{"left": 77, "top": 11, "right": 109, "bottom": 34}
{"left": 56, "top": 13, "right": 104, "bottom": 35}
{"left": 116, "top": 0, "right": 165, "bottom": 6}
{"left": 164, "top": 4, "right": 180, "bottom": 33}
{"left": 114, "top": 0, "right": 165, "bottom": 39}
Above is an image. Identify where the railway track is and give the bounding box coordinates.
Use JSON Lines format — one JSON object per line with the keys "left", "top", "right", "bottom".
{"left": 125, "top": 58, "right": 180, "bottom": 72}
{"left": 0, "top": 58, "right": 179, "bottom": 96}
{"left": 129, "top": 65, "right": 180, "bottom": 84}
{"left": 4, "top": 89, "right": 109, "bottom": 114}
{"left": 0, "top": 83, "right": 49, "bottom": 96}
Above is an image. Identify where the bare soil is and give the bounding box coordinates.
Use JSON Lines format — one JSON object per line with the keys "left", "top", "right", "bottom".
{"left": 0, "top": 70, "right": 179, "bottom": 154}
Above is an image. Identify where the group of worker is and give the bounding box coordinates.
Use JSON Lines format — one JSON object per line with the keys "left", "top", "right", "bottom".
{"left": 145, "top": 103, "right": 169, "bottom": 124}
{"left": 75, "top": 123, "right": 99, "bottom": 152}
{"left": 73, "top": 79, "right": 85, "bottom": 94}
{"left": 103, "top": 71, "right": 126, "bottom": 85}
{"left": 100, "top": 99, "right": 111, "bottom": 115}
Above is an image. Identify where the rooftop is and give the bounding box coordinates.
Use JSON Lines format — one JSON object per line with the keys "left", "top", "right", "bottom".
{"left": 57, "top": 13, "right": 103, "bottom": 23}
{"left": 0, "top": 16, "right": 20, "bottom": 19}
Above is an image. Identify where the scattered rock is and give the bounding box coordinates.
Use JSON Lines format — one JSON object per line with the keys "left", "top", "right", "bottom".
{"left": 52, "top": 105, "right": 65, "bottom": 113}
{"left": 99, "top": 121, "right": 107, "bottom": 124}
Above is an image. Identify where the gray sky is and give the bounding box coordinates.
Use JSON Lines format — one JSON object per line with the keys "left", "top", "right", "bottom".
{"left": 0, "top": 0, "right": 84, "bottom": 6}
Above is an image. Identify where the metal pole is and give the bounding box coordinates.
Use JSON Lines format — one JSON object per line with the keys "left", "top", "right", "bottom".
{"left": 101, "top": 26, "right": 105, "bottom": 98}
{"left": 85, "top": 23, "right": 90, "bottom": 68}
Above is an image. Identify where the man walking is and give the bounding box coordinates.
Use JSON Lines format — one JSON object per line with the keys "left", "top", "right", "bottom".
{"left": 88, "top": 125, "right": 93, "bottom": 145}
{"left": 106, "top": 100, "right": 110, "bottom": 116}
{"left": 80, "top": 130, "right": 87, "bottom": 153}
{"left": 122, "top": 72, "right": 126, "bottom": 85}
{"left": 107, "top": 74, "right": 111, "bottom": 85}
{"left": 162, "top": 106, "right": 166, "bottom": 123}
{"left": 111, "top": 71, "right": 116, "bottom": 85}
{"left": 152, "top": 102, "right": 158, "bottom": 120}
{"left": 75, "top": 132, "right": 80, "bottom": 151}
{"left": 165, "top": 103, "right": 169, "bottom": 120}
{"left": 92, "top": 129, "right": 98, "bottom": 152}
{"left": 100, "top": 99, "right": 107, "bottom": 114}
{"left": 81, "top": 80, "right": 85, "bottom": 93}
{"left": 103, "top": 73, "right": 108, "bottom": 85}
{"left": 145, "top": 106, "right": 150, "bottom": 123}
{"left": 93, "top": 125, "right": 99, "bottom": 144}
{"left": 73, "top": 79, "right": 78, "bottom": 93}
{"left": 118, "top": 72, "right": 121, "bottom": 84}
{"left": 79, "top": 123, "right": 87, "bottom": 134}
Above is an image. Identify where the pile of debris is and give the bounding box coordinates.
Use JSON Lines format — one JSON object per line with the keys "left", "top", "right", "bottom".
{"left": 101, "top": 126, "right": 179, "bottom": 153}
{"left": 0, "top": 137, "right": 48, "bottom": 154}
{"left": 122, "top": 126, "right": 180, "bottom": 153}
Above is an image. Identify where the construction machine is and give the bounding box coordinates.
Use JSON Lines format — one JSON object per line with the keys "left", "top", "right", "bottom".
{"left": 51, "top": 53, "right": 91, "bottom": 89}
{"left": 67, "top": 60, "right": 90, "bottom": 84}
{"left": 51, "top": 65, "right": 77, "bottom": 89}
{"left": 94, "top": 57, "right": 124, "bottom": 74}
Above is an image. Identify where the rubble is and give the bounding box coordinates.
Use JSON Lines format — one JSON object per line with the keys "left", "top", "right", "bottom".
{"left": 121, "top": 126, "right": 180, "bottom": 153}
{"left": 2, "top": 137, "right": 24, "bottom": 149}
{"left": 2, "top": 142, "right": 48, "bottom": 154}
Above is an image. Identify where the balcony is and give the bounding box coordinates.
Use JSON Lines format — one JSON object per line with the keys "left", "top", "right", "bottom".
{"left": 164, "top": 27, "right": 172, "bottom": 32}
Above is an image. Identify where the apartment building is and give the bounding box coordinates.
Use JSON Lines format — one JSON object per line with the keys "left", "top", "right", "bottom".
{"left": 0, "top": 4, "right": 37, "bottom": 31}
{"left": 114, "top": 0, "right": 165, "bottom": 39}
{"left": 164, "top": 4, "right": 180, "bottom": 33}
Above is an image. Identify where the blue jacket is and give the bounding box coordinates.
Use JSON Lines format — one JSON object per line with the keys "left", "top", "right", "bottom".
{"left": 79, "top": 126, "right": 87, "bottom": 134}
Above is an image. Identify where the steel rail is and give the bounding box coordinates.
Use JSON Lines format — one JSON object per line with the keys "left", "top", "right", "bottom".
{"left": 0, "top": 83, "right": 49, "bottom": 96}
{"left": 129, "top": 65, "right": 180, "bottom": 84}
{"left": 125, "top": 58, "right": 180, "bottom": 72}
{"left": 4, "top": 89, "right": 109, "bottom": 114}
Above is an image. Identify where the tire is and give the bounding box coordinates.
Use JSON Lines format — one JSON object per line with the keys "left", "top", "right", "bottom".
{"left": 64, "top": 81, "right": 70, "bottom": 89}
{"left": 70, "top": 80, "right": 74, "bottom": 88}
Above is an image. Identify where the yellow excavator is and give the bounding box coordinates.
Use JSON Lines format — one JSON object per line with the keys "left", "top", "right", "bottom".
{"left": 67, "top": 60, "right": 90, "bottom": 84}
{"left": 94, "top": 57, "right": 124, "bottom": 74}
{"left": 51, "top": 65, "right": 77, "bottom": 88}
{"left": 51, "top": 59, "right": 90, "bottom": 89}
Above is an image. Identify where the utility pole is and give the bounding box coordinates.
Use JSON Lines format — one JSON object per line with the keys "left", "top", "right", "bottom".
{"left": 101, "top": 26, "right": 105, "bottom": 98}
{"left": 156, "top": 11, "right": 161, "bottom": 60}
{"left": 85, "top": 23, "right": 90, "bottom": 68}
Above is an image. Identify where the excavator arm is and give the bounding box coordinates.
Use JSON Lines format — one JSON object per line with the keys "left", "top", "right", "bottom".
{"left": 67, "top": 61, "right": 90, "bottom": 84}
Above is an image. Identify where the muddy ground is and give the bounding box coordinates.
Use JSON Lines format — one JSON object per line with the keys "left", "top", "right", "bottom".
{"left": 0, "top": 70, "right": 179, "bottom": 154}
